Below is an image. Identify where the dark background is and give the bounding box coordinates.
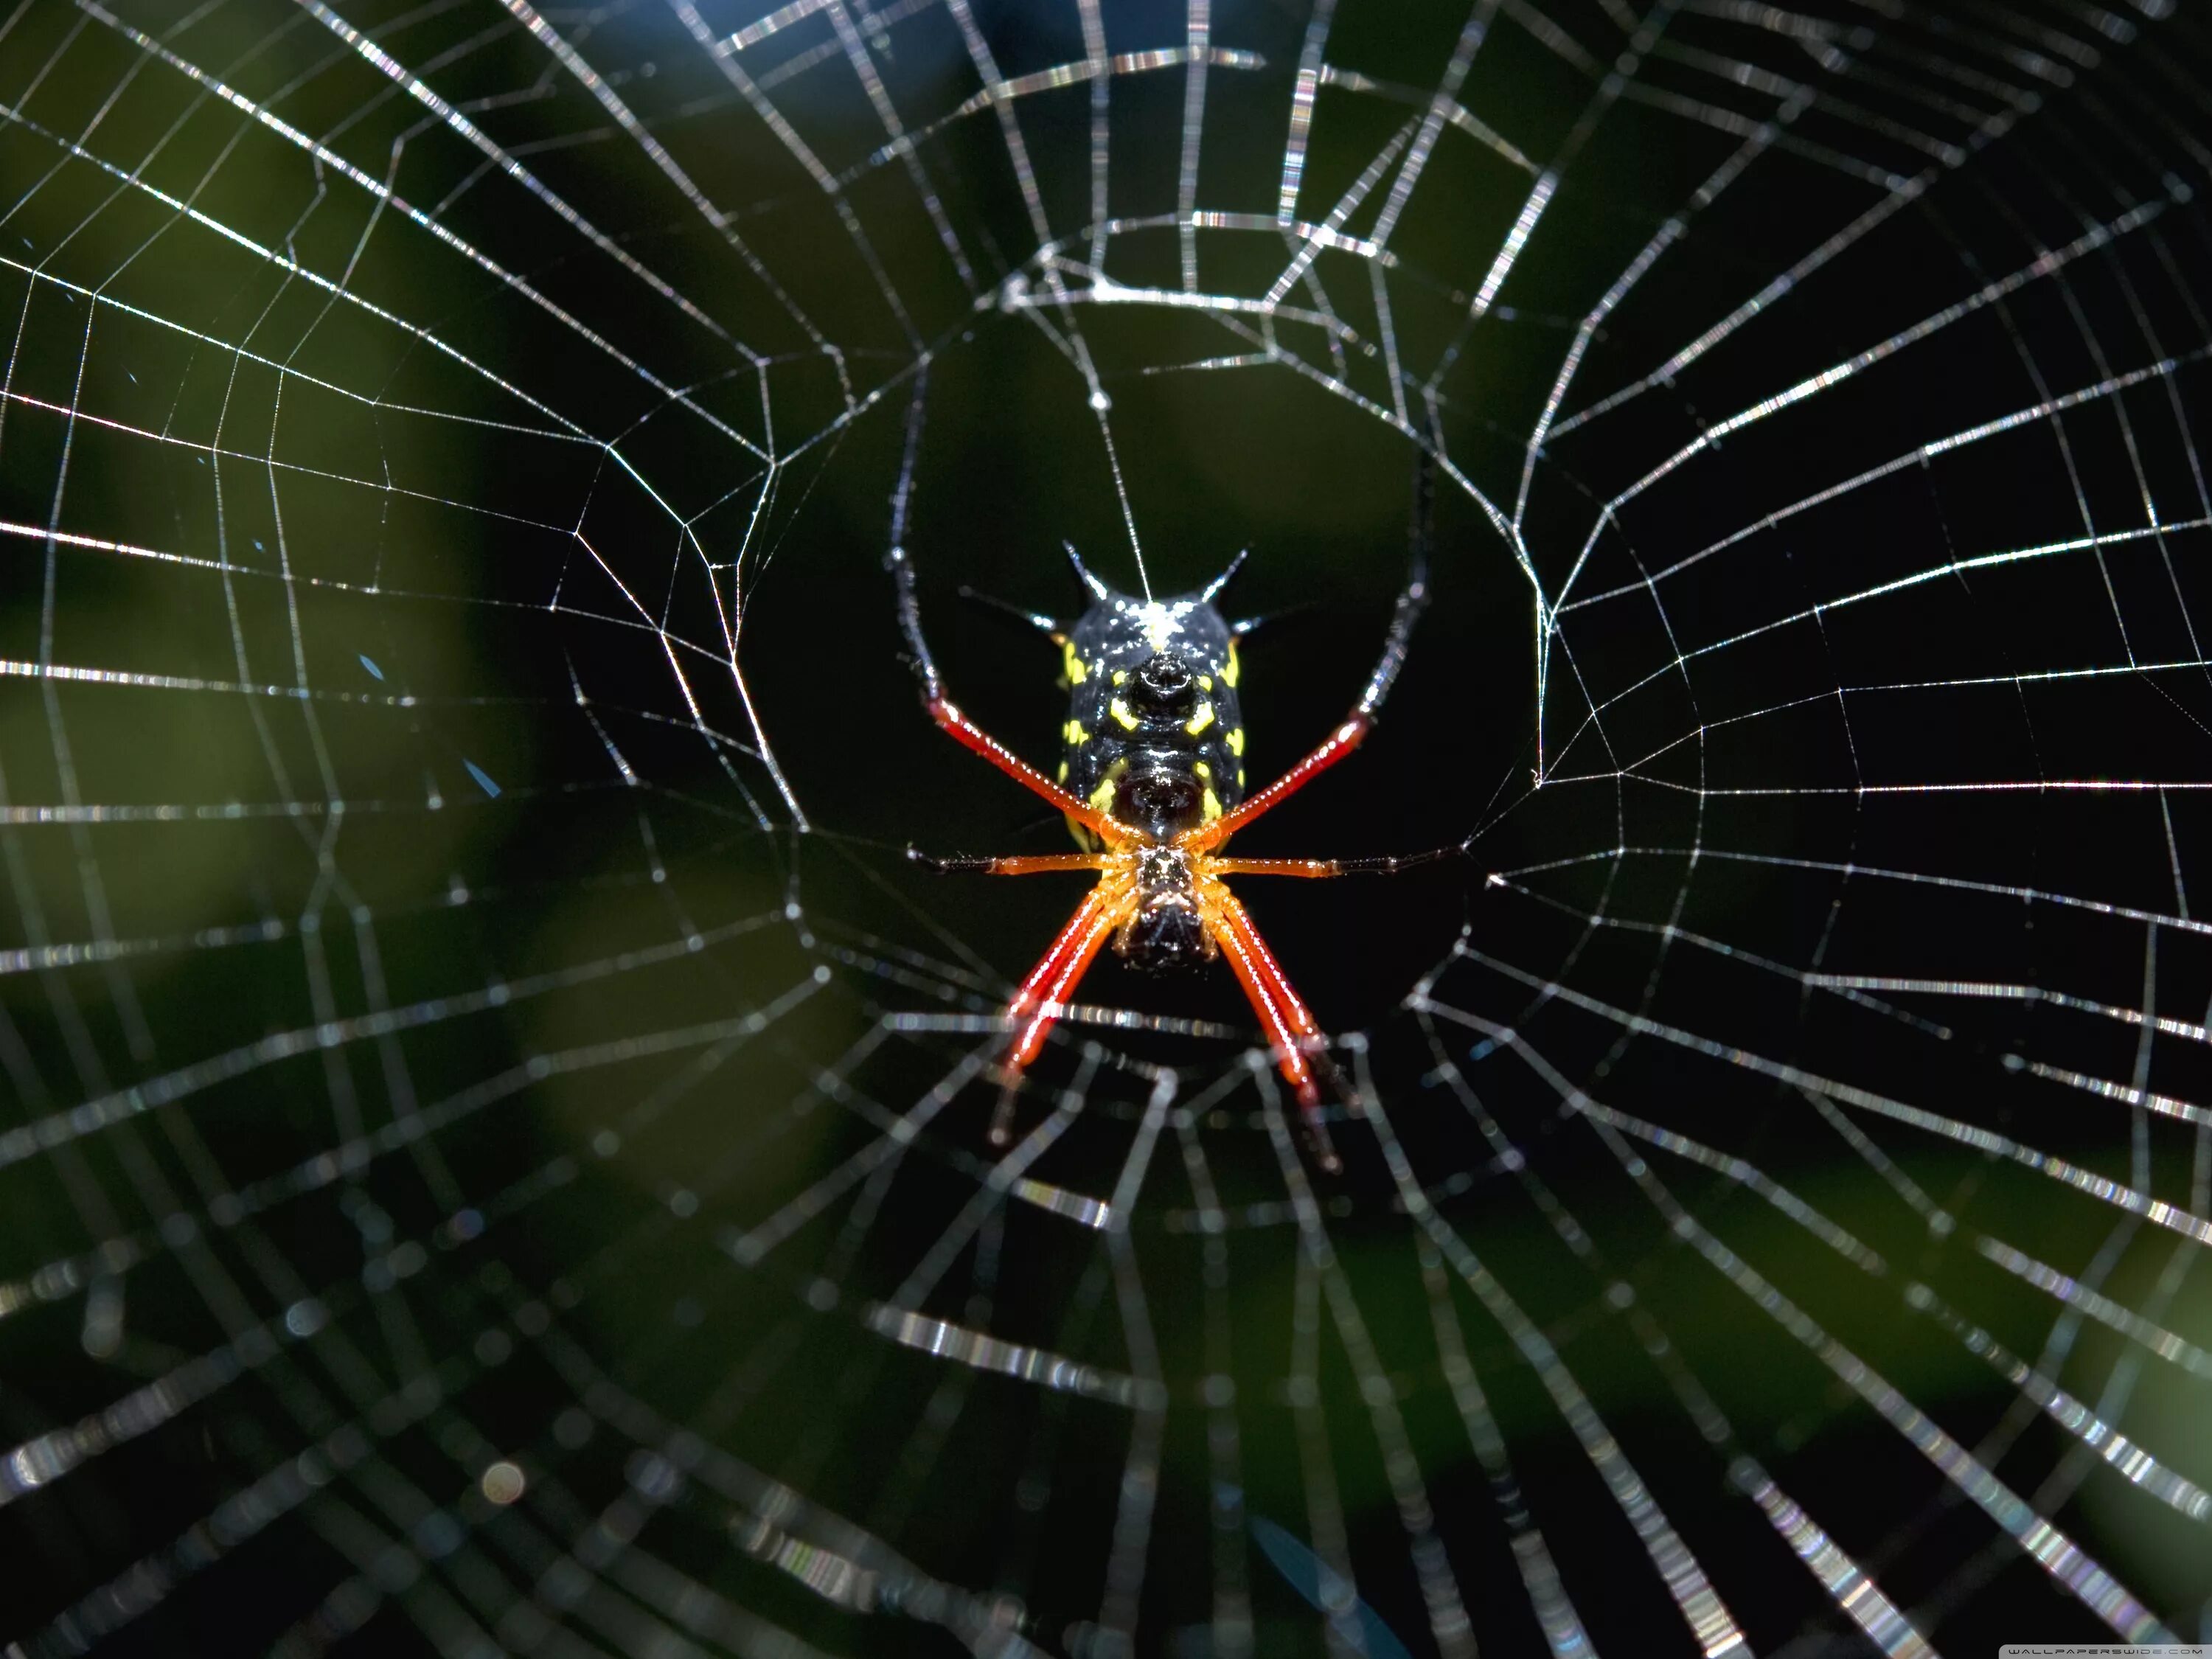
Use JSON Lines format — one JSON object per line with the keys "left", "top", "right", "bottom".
{"left": 3, "top": 1, "right": 2211, "bottom": 1655}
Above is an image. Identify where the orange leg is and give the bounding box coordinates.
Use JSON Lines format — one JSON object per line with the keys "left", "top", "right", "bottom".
{"left": 910, "top": 849, "right": 1113, "bottom": 875}
{"left": 1206, "top": 887, "right": 1343, "bottom": 1172}
{"left": 1209, "top": 858, "right": 1343, "bottom": 878}
{"left": 992, "top": 880, "right": 1137, "bottom": 1143}
{"left": 1182, "top": 714, "right": 1372, "bottom": 852}
{"left": 1211, "top": 850, "right": 1457, "bottom": 878}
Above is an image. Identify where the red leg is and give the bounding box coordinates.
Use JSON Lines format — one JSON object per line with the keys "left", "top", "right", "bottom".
{"left": 1181, "top": 714, "right": 1371, "bottom": 852}
{"left": 1005, "top": 881, "right": 1133, "bottom": 1066}
{"left": 894, "top": 543, "right": 1130, "bottom": 846}
{"left": 992, "top": 879, "right": 1136, "bottom": 1142}
{"left": 1205, "top": 887, "right": 1343, "bottom": 1172}
{"left": 931, "top": 695, "right": 1129, "bottom": 846}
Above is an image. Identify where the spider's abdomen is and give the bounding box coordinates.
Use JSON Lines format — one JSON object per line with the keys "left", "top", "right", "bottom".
{"left": 1058, "top": 590, "right": 1245, "bottom": 846}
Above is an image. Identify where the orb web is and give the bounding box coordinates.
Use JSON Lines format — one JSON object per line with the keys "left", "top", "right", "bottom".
{"left": 1, "top": 1, "right": 2210, "bottom": 1655}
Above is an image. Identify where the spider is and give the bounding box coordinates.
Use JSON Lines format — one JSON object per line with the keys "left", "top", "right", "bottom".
{"left": 890, "top": 462, "right": 1435, "bottom": 1172}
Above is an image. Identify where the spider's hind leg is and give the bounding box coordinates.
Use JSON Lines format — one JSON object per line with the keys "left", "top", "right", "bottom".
{"left": 988, "top": 879, "right": 1135, "bottom": 1146}
{"left": 1206, "top": 886, "right": 1347, "bottom": 1173}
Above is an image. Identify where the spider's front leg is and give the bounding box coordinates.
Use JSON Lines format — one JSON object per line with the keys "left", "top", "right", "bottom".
{"left": 1181, "top": 446, "right": 1432, "bottom": 856}
{"left": 889, "top": 543, "right": 1133, "bottom": 846}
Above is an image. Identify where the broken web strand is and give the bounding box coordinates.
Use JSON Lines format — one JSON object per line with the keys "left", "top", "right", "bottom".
{"left": 3, "top": 3, "right": 2212, "bottom": 1658}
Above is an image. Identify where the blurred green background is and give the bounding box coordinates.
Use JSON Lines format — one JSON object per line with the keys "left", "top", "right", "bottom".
{"left": 4, "top": 1, "right": 2212, "bottom": 1655}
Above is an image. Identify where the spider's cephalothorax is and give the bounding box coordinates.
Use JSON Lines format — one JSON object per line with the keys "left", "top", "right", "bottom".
{"left": 891, "top": 456, "right": 1435, "bottom": 1172}
{"left": 1118, "top": 844, "right": 1215, "bottom": 973}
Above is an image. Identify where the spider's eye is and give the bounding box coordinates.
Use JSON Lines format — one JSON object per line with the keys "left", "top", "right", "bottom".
{"left": 1131, "top": 653, "right": 1197, "bottom": 715}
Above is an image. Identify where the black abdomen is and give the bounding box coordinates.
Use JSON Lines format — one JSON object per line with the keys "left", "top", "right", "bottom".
{"left": 1058, "top": 590, "right": 1246, "bottom": 845}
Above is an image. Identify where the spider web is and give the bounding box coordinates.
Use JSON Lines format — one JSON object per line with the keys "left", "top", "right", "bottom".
{"left": 2, "top": 0, "right": 2210, "bottom": 1653}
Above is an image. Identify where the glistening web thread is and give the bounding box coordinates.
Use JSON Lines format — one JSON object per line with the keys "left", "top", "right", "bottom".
{"left": 1, "top": 2, "right": 2210, "bottom": 1655}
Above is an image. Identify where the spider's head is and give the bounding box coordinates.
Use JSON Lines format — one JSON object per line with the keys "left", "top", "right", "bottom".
{"left": 1115, "top": 846, "right": 1217, "bottom": 974}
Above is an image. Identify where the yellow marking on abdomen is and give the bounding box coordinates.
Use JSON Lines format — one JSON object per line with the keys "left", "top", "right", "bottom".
{"left": 1089, "top": 776, "right": 1118, "bottom": 815}
{"left": 1220, "top": 643, "right": 1239, "bottom": 688}
{"left": 1109, "top": 697, "right": 1139, "bottom": 731}
{"left": 1063, "top": 643, "right": 1088, "bottom": 684}
{"left": 1201, "top": 787, "right": 1222, "bottom": 822}
{"left": 1225, "top": 726, "right": 1245, "bottom": 756}
{"left": 1063, "top": 719, "right": 1090, "bottom": 745}
{"left": 1184, "top": 700, "right": 1215, "bottom": 736}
